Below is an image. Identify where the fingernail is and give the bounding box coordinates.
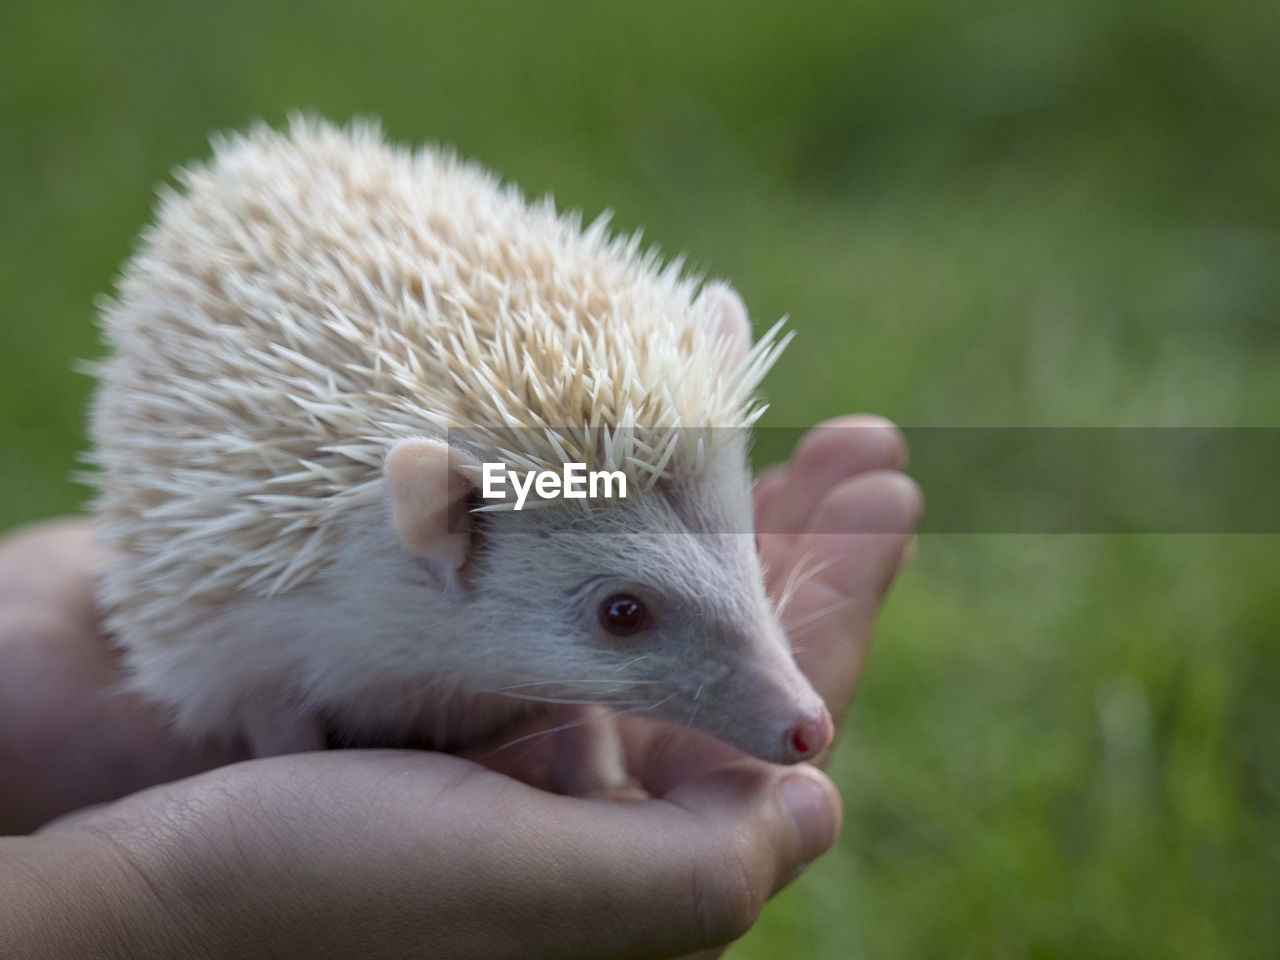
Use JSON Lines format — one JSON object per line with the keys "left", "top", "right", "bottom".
{"left": 779, "top": 770, "right": 840, "bottom": 865}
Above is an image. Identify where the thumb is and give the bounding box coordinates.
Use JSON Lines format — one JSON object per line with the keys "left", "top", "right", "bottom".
{"left": 650, "top": 757, "right": 839, "bottom": 957}
{"left": 571, "top": 761, "right": 842, "bottom": 956}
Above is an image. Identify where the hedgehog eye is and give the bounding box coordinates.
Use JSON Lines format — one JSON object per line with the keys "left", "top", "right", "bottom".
{"left": 598, "top": 593, "right": 651, "bottom": 636}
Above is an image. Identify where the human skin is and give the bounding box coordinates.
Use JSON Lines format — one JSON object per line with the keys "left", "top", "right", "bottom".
{"left": 0, "top": 416, "right": 921, "bottom": 959}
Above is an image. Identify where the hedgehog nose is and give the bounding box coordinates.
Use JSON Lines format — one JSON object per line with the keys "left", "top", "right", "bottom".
{"left": 785, "top": 703, "right": 834, "bottom": 762}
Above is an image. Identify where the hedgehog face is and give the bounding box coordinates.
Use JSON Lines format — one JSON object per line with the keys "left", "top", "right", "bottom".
{"left": 461, "top": 471, "right": 832, "bottom": 765}
{"left": 381, "top": 436, "right": 830, "bottom": 764}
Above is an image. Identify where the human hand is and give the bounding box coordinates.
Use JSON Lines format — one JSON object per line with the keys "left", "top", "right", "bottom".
{"left": 0, "top": 416, "right": 920, "bottom": 958}
{"left": 0, "top": 519, "right": 250, "bottom": 832}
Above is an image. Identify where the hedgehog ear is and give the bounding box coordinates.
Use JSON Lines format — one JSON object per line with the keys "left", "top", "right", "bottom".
{"left": 698, "top": 281, "right": 751, "bottom": 368}
{"left": 384, "top": 438, "right": 477, "bottom": 575}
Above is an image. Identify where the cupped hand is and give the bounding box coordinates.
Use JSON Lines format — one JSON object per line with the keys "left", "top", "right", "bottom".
{"left": 0, "top": 416, "right": 920, "bottom": 959}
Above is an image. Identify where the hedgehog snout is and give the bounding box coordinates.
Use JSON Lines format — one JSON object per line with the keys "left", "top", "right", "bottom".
{"left": 688, "top": 650, "right": 834, "bottom": 766}
{"left": 782, "top": 700, "right": 835, "bottom": 763}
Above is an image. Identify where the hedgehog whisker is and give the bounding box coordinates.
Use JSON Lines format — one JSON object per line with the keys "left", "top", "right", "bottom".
{"left": 771, "top": 549, "right": 811, "bottom": 617}
{"left": 618, "top": 691, "right": 678, "bottom": 717}
{"left": 685, "top": 683, "right": 704, "bottom": 731}
{"left": 484, "top": 714, "right": 601, "bottom": 754}
{"left": 782, "top": 595, "right": 857, "bottom": 638}
{"left": 489, "top": 677, "right": 658, "bottom": 691}
{"left": 485, "top": 691, "right": 680, "bottom": 756}
{"left": 490, "top": 691, "right": 651, "bottom": 707}
{"left": 773, "top": 551, "right": 838, "bottom": 619}
{"left": 612, "top": 655, "right": 652, "bottom": 674}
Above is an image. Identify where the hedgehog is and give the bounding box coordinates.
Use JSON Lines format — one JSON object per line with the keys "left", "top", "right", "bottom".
{"left": 85, "top": 116, "right": 832, "bottom": 792}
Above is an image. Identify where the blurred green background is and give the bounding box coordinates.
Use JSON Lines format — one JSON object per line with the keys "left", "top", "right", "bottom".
{"left": 3, "top": 0, "right": 1278, "bottom": 956}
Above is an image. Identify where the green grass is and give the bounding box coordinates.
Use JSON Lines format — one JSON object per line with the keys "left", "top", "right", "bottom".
{"left": 2, "top": 1, "right": 1277, "bottom": 956}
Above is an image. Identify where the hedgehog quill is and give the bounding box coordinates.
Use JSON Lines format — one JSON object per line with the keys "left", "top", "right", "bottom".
{"left": 85, "top": 117, "right": 832, "bottom": 794}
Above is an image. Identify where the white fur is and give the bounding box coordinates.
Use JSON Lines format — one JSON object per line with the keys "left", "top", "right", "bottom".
{"left": 87, "top": 116, "right": 827, "bottom": 768}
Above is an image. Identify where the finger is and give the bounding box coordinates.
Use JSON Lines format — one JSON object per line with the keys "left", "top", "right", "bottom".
{"left": 0, "top": 520, "right": 247, "bottom": 832}
{"left": 0, "top": 518, "right": 104, "bottom": 625}
{"left": 757, "top": 415, "right": 908, "bottom": 537}
{"left": 0, "top": 606, "right": 248, "bottom": 833}
{"left": 618, "top": 718, "right": 749, "bottom": 798}
{"left": 751, "top": 464, "right": 788, "bottom": 523}
{"left": 785, "top": 471, "right": 923, "bottom": 723}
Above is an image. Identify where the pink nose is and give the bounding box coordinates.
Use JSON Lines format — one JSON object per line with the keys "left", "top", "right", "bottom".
{"left": 785, "top": 704, "right": 834, "bottom": 761}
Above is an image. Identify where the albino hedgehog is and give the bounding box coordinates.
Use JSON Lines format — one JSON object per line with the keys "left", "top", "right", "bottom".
{"left": 86, "top": 117, "right": 832, "bottom": 791}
